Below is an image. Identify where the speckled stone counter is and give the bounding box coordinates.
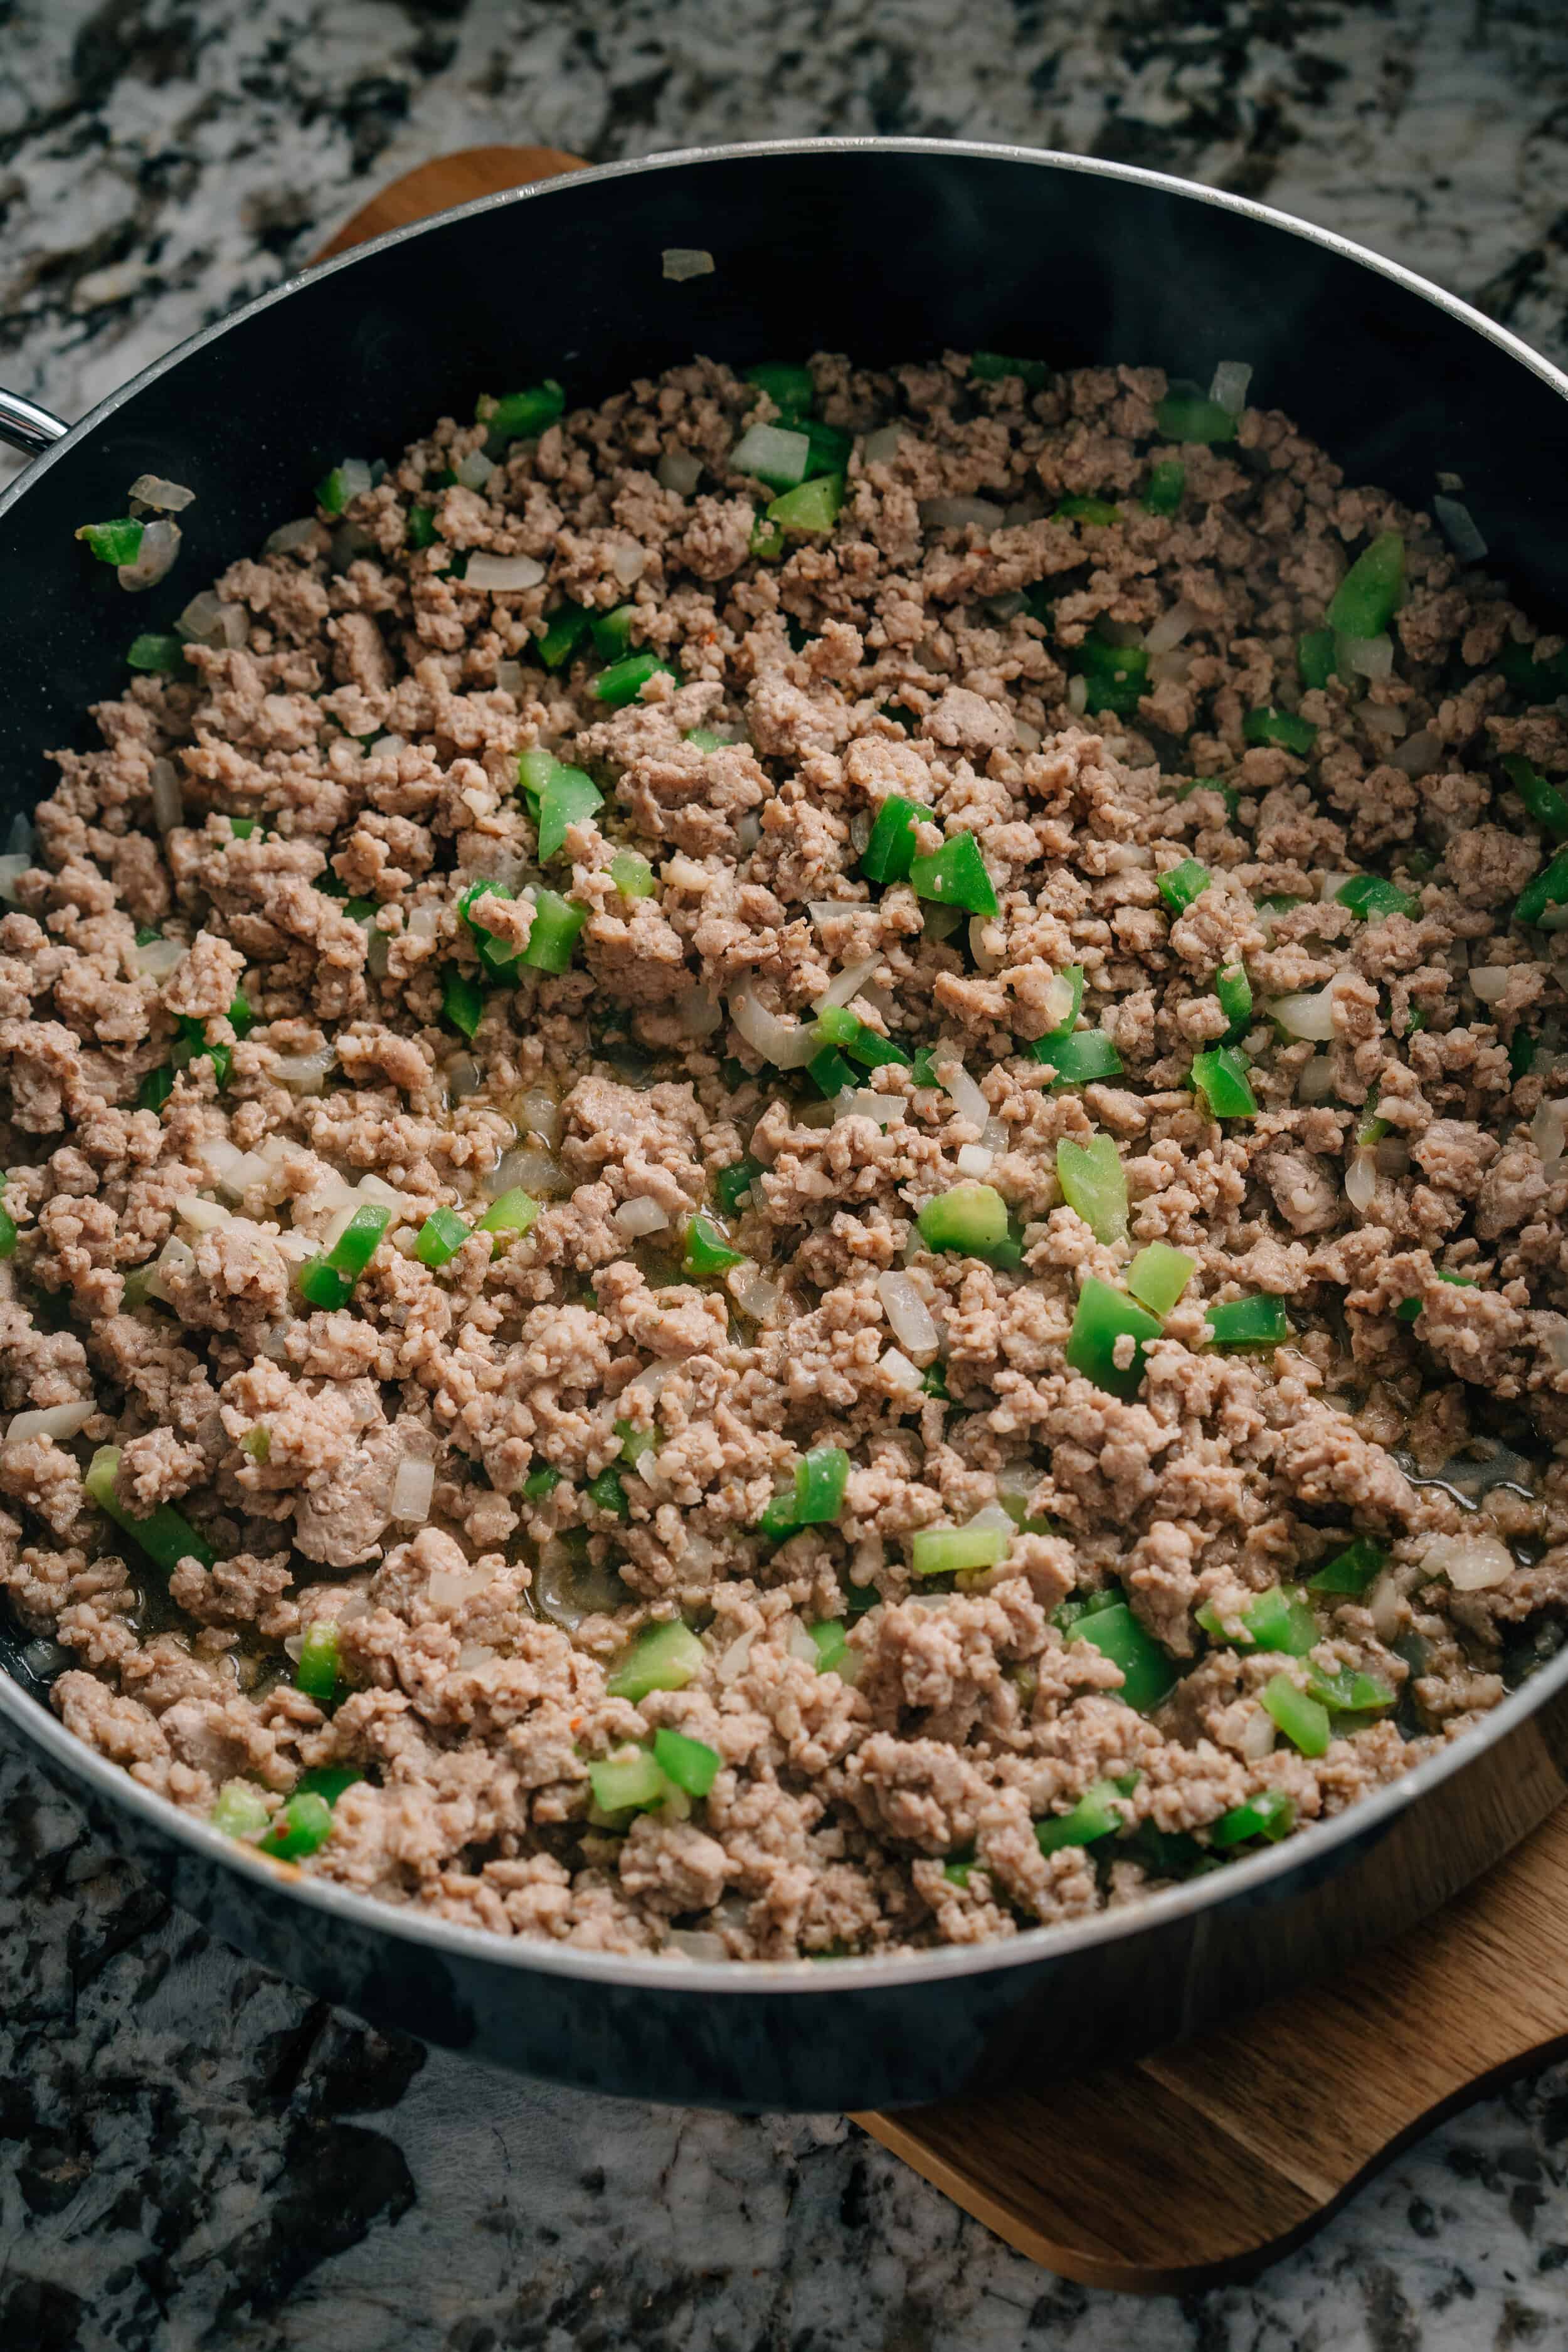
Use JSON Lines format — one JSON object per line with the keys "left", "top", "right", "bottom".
{"left": 3, "top": 3, "right": 1568, "bottom": 2343}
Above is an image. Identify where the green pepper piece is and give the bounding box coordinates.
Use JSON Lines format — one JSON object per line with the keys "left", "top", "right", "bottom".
{"left": 1304, "top": 1663, "right": 1396, "bottom": 1714}
{"left": 1053, "top": 1587, "right": 1125, "bottom": 1633}
{"left": 593, "top": 651, "right": 677, "bottom": 709}
{"left": 1190, "top": 1044, "right": 1258, "bottom": 1120}
{"left": 911, "top": 1520, "right": 1012, "bottom": 1577}
{"left": 1055, "top": 495, "right": 1120, "bottom": 526}
{"left": 588, "top": 603, "right": 637, "bottom": 660}
{"left": 750, "top": 514, "right": 785, "bottom": 561}
{"left": 77, "top": 517, "right": 145, "bottom": 565}
{"left": 294, "top": 1621, "right": 341, "bottom": 1705}
{"left": 84, "top": 1444, "right": 215, "bottom": 1573}
{"left": 1326, "top": 531, "right": 1405, "bottom": 639}
{"left": 1394, "top": 1268, "right": 1478, "bottom": 1322}
{"left": 1035, "top": 1776, "right": 1137, "bottom": 1856}
{"left": 295, "top": 1766, "right": 364, "bottom": 1808}
{"left": 227, "top": 992, "right": 255, "bottom": 1039}
{"left": 1336, "top": 874, "right": 1420, "bottom": 923}
{"left": 755, "top": 1494, "right": 802, "bottom": 1542}
{"left": 861, "top": 793, "right": 937, "bottom": 885}
{"left": 1158, "top": 858, "right": 1211, "bottom": 917}
{"left": 1197, "top": 1586, "right": 1318, "bottom": 1656}
{"left": 610, "top": 849, "right": 655, "bottom": 899}
{"left": 807, "top": 1044, "right": 858, "bottom": 1098}
{"left": 587, "top": 1465, "right": 630, "bottom": 1520}
{"left": 1204, "top": 1293, "right": 1288, "bottom": 1349}
{"left": 537, "top": 605, "right": 590, "bottom": 667}
{"left": 589, "top": 1747, "right": 669, "bottom": 1814}
{"left": 1208, "top": 1789, "right": 1295, "bottom": 1849}
{"left": 1143, "top": 460, "right": 1186, "bottom": 516}
{"left": 406, "top": 503, "right": 439, "bottom": 549}
{"left": 136, "top": 1066, "right": 174, "bottom": 1113}
{"left": 917, "top": 1182, "right": 1010, "bottom": 1257}
{"left": 127, "top": 633, "right": 188, "bottom": 674}
{"left": 970, "top": 352, "right": 1049, "bottom": 391}
{"left": 1065, "top": 1277, "right": 1163, "bottom": 1401}
{"left": 908, "top": 832, "right": 999, "bottom": 918}
{"left": 326, "top": 1203, "right": 389, "bottom": 1281}
{"left": 1076, "top": 1603, "right": 1178, "bottom": 1710}
{"left": 794, "top": 1444, "right": 850, "bottom": 1525}
{"left": 534, "top": 763, "right": 603, "bottom": 861}
{"left": 652, "top": 1725, "right": 721, "bottom": 1797}
{"left": 1073, "top": 632, "right": 1149, "bottom": 717}
{"left": 1033, "top": 1030, "right": 1124, "bottom": 1089}
{"left": 1261, "top": 1673, "right": 1332, "bottom": 1757}
{"left": 683, "top": 1213, "right": 745, "bottom": 1276}
{"left": 0, "top": 1202, "right": 16, "bottom": 1259}
{"left": 1243, "top": 706, "right": 1316, "bottom": 753}
{"left": 258, "top": 1791, "right": 335, "bottom": 1860}
{"left": 441, "top": 966, "right": 484, "bottom": 1039}
{"left": 521, "top": 889, "right": 587, "bottom": 973}
{"left": 1307, "top": 1535, "right": 1385, "bottom": 1595}
{"left": 1502, "top": 638, "right": 1568, "bottom": 699}
{"left": 714, "top": 1158, "right": 762, "bottom": 1217}
{"left": 745, "top": 360, "right": 816, "bottom": 414}
{"left": 414, "top": 1206, "right": 470, "bottom": 1267}
{"left": 1515, "top": 845, "right": 1568, "bottom": 928}
{"left": 765, "top": 475, "right": 844, "bottom": 535}
{"left": 477, "top": 1188, "right": 539, "bottom": 1251}
{"left": 805, "top": 1620, "right": 849, "bottom": 1675}
{"left": 1127, "top": 1242, "right": 1194, "bottom": 1316}
{"left": 479, "top": 379, "right": 566, "bottom": 445}
{"left": 1056, "top": 1133, "right": 1128, "bottom": 1243}
{"left": 212, "top": 1781, "right": 273, "bottom": 1841}
{"left": 1216, "top": 963, "right": 1252, "bottom": 1042}
{"left": 1155, "top": 383, "right": 1237, "bottom": 444}
{"left": 605, "top": 1619, "right": 704, "bottom": 1702}
{"left": 297, "top": 1259, "right": 353, "bottom": 1311}
{"left": 1502, "top": 753, "right": 1568, "bottom": 840}
{"left": 314, "top": 464, "right": 362, "bottom": 514}
{"left": 1298, "top": 628, "right": 1337, "bottom": 690}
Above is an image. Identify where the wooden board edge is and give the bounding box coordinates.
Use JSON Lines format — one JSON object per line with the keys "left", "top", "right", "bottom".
{"left": 312, "top": 144, "right": 589, "bottom": 262}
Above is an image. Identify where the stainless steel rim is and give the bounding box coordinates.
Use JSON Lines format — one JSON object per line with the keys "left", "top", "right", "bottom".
{"left": 3, "top": 134, "right": 1565, "bottom": 2001}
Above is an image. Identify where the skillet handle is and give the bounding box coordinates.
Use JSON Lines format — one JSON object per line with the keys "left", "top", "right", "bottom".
{"left": 0, "top": 386, "right": 69, "bottom": 459}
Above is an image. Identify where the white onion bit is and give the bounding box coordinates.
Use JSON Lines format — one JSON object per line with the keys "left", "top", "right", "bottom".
{"left": 613, "top": 1197, "right": 671, "bottom": 1239}
{"left": 956, "top": 1142, "right": 993, "bottom": 1178}
{"left": 0, "top": 854, "right": 32, "bottom": 903}
{"left": 657, "top": 449, "right": 704, "bottom": 495}
{"left": 1340, "top": 632, "right": 1393, "bottom": 681}
{"left": 1268, "top": 981, "right": 1346, "bottom": 1042}
{"left": 1421, "top": 1532, "right": 1513, "bottom": 1592}
{"left": 1345, "top": 1146, "right": 1378, "bottom": 1216}
{"left": 814, "top": 955, "right": 881, "bottom": 1013}
{"left": 6, "top": 1401, "right": 95, "bottom": 1445}
{"left": 1532, "top": 1098, "right": 1567, "bottom": 1173}
{"left": 876, "top": 1269, "right": 938, "bottom": 1359}
{"left": 454, "top": 448, "right": 496, "bottom": 491}
{"left": 129, "top": 474, "right": 196, "bottom": 512}
{"left": 464, "top": 552, "right": 545, "bottom": 593}
{"left": 393, "top": 1457, "right": 436, "bottom": 1523}
{"left": 1468, "top": 964, "right": 1509, "bottom": 1004}
{"left": 918, "top": 496, "right": 1005, "bottom": 532}
{"left": 149, "top": 758, "right": 185, "bottom": 834}
{"left": 728, "top": 978, "right": 818, "bottom": 1069}
{"left": 1145, "top": 598, "right": 1200, "bottom": 656}
{"left": 862, "top": 425, "right": 903, "bottom": 465}
{"left": 663, "top": 248, "right": 715, "bottom": 280}
{"left": 1209, "top": 360, "right": 1253, "bottom": 415}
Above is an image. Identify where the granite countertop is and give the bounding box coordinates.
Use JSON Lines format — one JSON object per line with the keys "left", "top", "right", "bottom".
{"left": 3, "top": 1, "right": 1568, "bottom": 2343}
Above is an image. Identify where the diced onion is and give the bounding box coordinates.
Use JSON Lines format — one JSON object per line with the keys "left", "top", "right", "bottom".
{"left": 610, "top": 543, "right": 647, "bottom": 586}
{"left": 487, "top": 1143, "right": 563, "bottom": 1199}
{"left": 969, "top": 916, "right": 1003, "bottom": 973}
{"left": 174, "top": 1194, "right": 233, "bottom": 1233}
{"left": 135, "top": 937, "right": 185, "bottom": 978}
{"left": 1392, "top": 729, "right": 1441, "bottom": 778}
{"left": 675, "top": 985, "right": 721, "bottom": 1037}
{"left": 665, "top": 1929, "right": 728, "bottom": 1962}
{"left": 6, "top": 1401, "right": 95, "bottom": 1444}
{"left": 1209, "top": 360, "right": 1253, "bottom": 415}
{"left": 336, "top": 458, "right": 374, "bottom": 503}
{"left": 786, "top": 1619, "right": 820, "bottom": 1666}
{"left": 1367, "top": 1569, "right": 1404, "bottom": 1641}
{"left": 1297, "top": 1054, "right": 1337, "bottom": 1103}
{"left": 264, "top": 518, "right": 325, "bottom": 557}
{"left": 729, "top": 978, "right": 819, "bottom": 1069}
{"left": 614, "top": 1197, "right": 670, "bottom": 1238}
{"left": 657, "top": 450, "right": 704, "bottom": 494}
{"left": 0, "top": 853, "right": 31, "bottom": 902}
{"left": 729, "top": 1264, "right": 778, "bottom": 1322}
{"left": 445, "top": 1053, "right": 482, "bottom": 1103}
{"left": 834, "top": 1089, "right": 900, "bottom": 1125}
{"left": 1532, "top": 1098, "right": 1567, "bottom": 1173}
{"left": 1067, "top": 674, "right": 1089, "bottom": 716}
{"left": 129, "top": 474, "right": 195, "bottom": 512}
{"left": 715, "top": 1626, "right": 757, "bottom": 1683}
{"left": 494, "top": 663, "right": 524, "bottom": 698}
{"left": 1421, "top": 1532, "right": 1513, "bottom": 1592}
{"left": 1268, "top": 982, "right": 1345, "bottom": 1042}
{"left": 918, "top": 496, "right": 1005, "bottom": 532}
{"left": 393, "top": 1457, "right": 437, "bottom": 1523}
{"left": 662, "top": 248, "right": 714, "bottom": 280}
{"left": 1340, "top": 633, "right": 1393, "bottom": 681}
{"left": 736, "top": 813, "right": 761, "bottom": 852}
{"left": 464, "top": 552, "right": 546, "bottom": 593}
{"left": 118, "top": 516, "right": 181, "bottom": 590}
{"left": 1360, "top": 701, "right": 1407, "bottom": 741}
{"left": 150, "top": 758, "right": 185, "bottom": 834}
{"left": 408, "top": 905, "right": 443, "bottom": 938}
{"left": 937, "top": 1053, "right": 990, "bottom": 1131}
{"left": 956, "top": 1142, "right": 993, "bottom": 1178}
{"left": 1433, "top": 494, "right": 1488, "bottom": 563}
{"left": 1145, "top": 598, "right": 1200, "bottom": 656}
{"left": 1236, "top": 1705, "right": 1276, "bottom": 1761}
{"left": 1469, "top": 965, "right": 1509, "bottom": 1004}
{"left": 1345, "top": 1147, "right": 1378, "bottom": 1215}
{"left": 5, "top": 815, "right": 33, "bottom": 858}
{"left": 877, "top": 1269, "right": 938, "bottom": 1357}
{"left": 272, "top": 1049, "right": 336, "bottom": 1094}
{"left": 176, "top": 590, "right": 247, "bottom": 648}
{"left": 514, "top": 1087, "right": 562, "bottom": 1148}
{"left": 454, "top": 448, "right": 496, "bottom": 491}
{"left": 988, "top": 591, "right": 1027, "bottom": 621}
{"left": 1014, "top": 718, "right": 1041, "bottom": 753}
{"left": 813, "top": 955, "right": 881, "bottom": 1013}
{"left": 862, "top": 425, "right": 903, "bottom": 464}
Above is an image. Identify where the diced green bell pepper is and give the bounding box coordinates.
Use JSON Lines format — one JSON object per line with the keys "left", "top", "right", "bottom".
{"left": 794, "top": 1444, "right": 850, "bottom": 1525}
{"left": 683, "top": 1212, "right": 745, "bottom": 1276}
{"left": 806, "top": 1620, "right": 849, "bottom": 1674}
{"left": 1055, "top": 1133, "right": 1128, "bottom": 1242}
{"left": 911, "top": 1521, "right": 1012, "bottom": 1577}
{"left": 0, "top": 1202, "right": 17, "bottom": 1259}
{"left": 1197, "top": 1586, "right": 1318, "bottom": 1656}
{"left": 744, "top": 361, "right": 815, "bottom": 415}
{"left": 1515, "top": 847, "right": 1568, "bottom": 928}
{"left": 258, "top": 1791, "right": 335, "bottom": 1860}
{"left": 521, "top": 889, "right": 586, "bottom": 973}
{"left": 1204, "top": 1293, "right": 1288, "bottom": 1348}
{"left": 1502, "top": 753, "right": 1568, "bottom": 839}
{"left": 1190, "top": 1044, "right": 1258, "bottom": 1120}
{"left": 1216, "top": 963, "right": 1253, "bottom": 1042}
{"left": 605, "top": 1620, "right": 704, "bottom": 1702}
{"left": 1243, "top": 707, "right": 1316, "bottom": 753}
{"left": 1336, "top": 874, "right": 1419, "bottom": 922}
{"left": 1065, "top": 1277, "right": 1163, "bottom": 1401}
{"left": 1261, "top": 1673, "right": 1332, "bottom": 1756}
{"left": 1076, "top": 1604, "right": 1178, "bottom": 1710}
{"left": 1035, "top": 1776, "right": 1136, "bottom": 1856}
{"left": 589, "top": 1747, "right": 669, "bottom": 1814}
{"left": 593, "top": 651, "right": 678, "bottom": 708}
{"left": 441, "top": 967, "right": 484, "bottom": 1039}
{"left": 1155, "top": 383, "right": 1237, "bottom": 443}
{"left": 477, "top": 1187, "right": 539, "bottom": 1251}
{"left": 971, "top": 352, "right": 1049, "bottom": 391}
{"left": 1395, "top": 1269, "right": 1477, "bottom": 1322}
{"left": 1208, "top": 1789, "right": 1295, "bottom": 1849}
{"left": 521, "top": 1465, "right": 561, "bottom": 1501}
{"left": 414, "top": 1207, "right": 469, "bottom": 1268}
{"left": 917, "top": 1182, "right": 1009, "bottom": 1257}
{"left": 1158, "top": 858, "right": 1210, "bottom": 916}
{"left": 479, "top": 379, "right": 566, "bottom": 445}
{"left": 1073, "top": 633, "right": 1148, "bottom": 717}
{"left": 1326, "top": 531, "right": 1405, "bottom": 639}
{"left": 127, "top": 633, "right": 188, "bottom": 674}
{"left": 861, "top": 793, "right": 936, "bottom": 885}
{"left": 1033, "top": 1030, "right": 1124, "bottom": 1089}
{"left": 406, "top": 504, "right": 439, "bottom": 549}
{"left": 765, "top": 475, "right": 844, "bottom": 534}
{"left": 1055, "top": 495, "right": 1120, "bottom": 526}
{"left": 610, "top": 849, "right": 655, "bottom": 899}
{"left": 1307, "top": 1535, "right": 1385, "bottom": 1595}
{"left": 294, "top": 1622, "right": 341, "bottom": 1705}
{"left": 1127, "top": 1241, "right": 1194, "bottom": 1316}
{"left": 77, "top": 518, "right": 144, "bottom": 565}
{"left": 537, "top": 605, "right": 590, "bottom": 668}
{"left": 653, "top": 1725, "right": 721, "bottom": 1797}
{"left": 909, "top": 832, "right": 999, "bottom": 916}
{"left": 85, "top": 1444, "right": 215, "bottom": 1573}
{"left": 1298, "top": 628, "right": 1337, "bottom": 690}
{"left": 212, "top": 1781, "right": 272, "bottom": 1841}
{"left": 1304, "top": 1663, "right": 1395, "bottom": 1714}
{"left": 714, "top": 1158, "right": 762, "bottom": 1216}
{"left": 295, "top": 1766, "right": 364, "bottom": 1807}
{"left": 1143, "top": 460, "right": 1186, "bottom": 515}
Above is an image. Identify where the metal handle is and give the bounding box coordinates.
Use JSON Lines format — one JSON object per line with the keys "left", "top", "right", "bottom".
{"left": 0, "top": 386, "right": 69, "bottom": 458}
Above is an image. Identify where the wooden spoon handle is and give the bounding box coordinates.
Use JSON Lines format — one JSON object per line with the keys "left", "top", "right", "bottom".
{"left": 313, "top": 144, "right": 589, "bottom": 262}
{"left": 856, "top": 1797, "right": 1568, "bottom": 2291}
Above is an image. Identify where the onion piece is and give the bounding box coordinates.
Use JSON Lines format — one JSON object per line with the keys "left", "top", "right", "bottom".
{"left": 675, "top": 985, "right": 721, "bottom": 1037}
{"left": 149, "top": 758, "right": 184, "bottom": 834}
{"left": 1268, "top": 983, "right": 1345, "bottom": 1042}
{"left": 1468, "top": 964, "right": 1509, "bottom": 1004}
{"left": 1532, "top": 1098, "right": 1567, "bottom": 1173}
{"left": 117, "top": 517, "right": 181, "bottom": 590}
{"left": 1014, "top": 718, "right": 1041, "bottom": 753}
{"left": 1367, "top": 1569, "right": 1404, "bottom": 1641}
{"left": 610, "top": 543, "right": 647, "bottom": 586}
{"left": 665, "top": 1929, "right": 728, "bottom": 1963}
{"left": 813, "top": 955, "right": 881, "bottom": 1013}
{"left": 736, "top": 812, "right": 761, "bottom": 852}
{"left": 1296, "top": 1054, "right": 1337, "bottom": 1103}
{"left": 1345, "top": 1147, "right": 1378, "bottom": 1215}
{"left": 862, "top": 425, "right": 903, "bottom": 465}
{"left": 657, "top": 449, "right": 703, "bottom": 495}
{"left": 6, "top": 1401, "right": 95, "bottom": 1444}
{"left": 918, "top": 496, "right": 1005, "bottom": 532}
{"left": 175, "top": 1194, "right": 234, "bottom": 1234}
{"left": 129, "top": 474, "right": 196, "bottom": 512}
{"left": 728, "top": 978, "right": 819, "bottom": 1069}
{"left": 176, "top": 590, "right": 247, "bottom": 648}
{"left": 263, "top": 517, "right": 325, "bottom": 558}
{"left": 1145, "top": 598, "right": 1200, "bottom": 655}
{"left": 729, "top": 1264, "right": 778, "bottom": 1322}
{"left": 0, "top": 854, "right": 31, "bottom": 903}
{"left": 1392, "top": 728, "right": 1442, "bottom": 778}
{"left": 877, "top": 1269, "right": 938, "bottom": 1357}
{"left": 1360, "top": 701, "right": 1407, "bottom": 741}
{"left": 1067, "top": 674, "right": 1089, "bottom": 716}
{"left": 1209, "top": 360, "right": 1253, "bottom": 415}
{"left": 464, "top": 551, "right": 546, "bottom": 593}
{"left": 968, "top": 915, "right": 1003, "bottom": 973}
{"left": 454, "top": 448, "right": 496, "bottom": 491}
{"left": 716, "top": 1626, "right": 757, "bottom": 1684}
{"left": 1236, "top": 1705, "right": 1277, "bottom": 1761}
{"left": 487, "top": 1143, "right": 563, "bottom": 1199}
{"left": 1433, "top": 494, "right": 1487, "bottom": 562}
{"left": 514, "top": 1088, "right": 562, "bottom": 1148}
{"left": 614, "top": 1197, "right": 671, "bottom": 1239}
{"left": 956, "top": 1142, "right": 993, "bottom": 1178}
{"left": 134, "top": 937, "right": 185, "bottom": 978}
{"left": 1339, "top": 632, "right": 1394, "bottom": 681}
{"left": 936, "top": 1053, "right": 989, "bottom": 1131}
{"left": 1421, "top": 1532, "right": 1513, "bottom": 1592}
{"left": 786, "top": 1619, "right": 820, "bottom": 1666}
{"left": 393, "top": 1457, "right": 437, "bottom": 1523}
{"left": 662, "top": 248, "right": 714, "bottom": 280}
{"left": 272, "top": 1048, "right": 336, "bottom": 1095}
{"left": 835, "top": 1089, "right": 901, "bottom": 1125}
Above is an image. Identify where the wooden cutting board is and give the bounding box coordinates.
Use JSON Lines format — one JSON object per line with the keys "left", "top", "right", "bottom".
{"left": 315, "top": 147, "right": 1568, "bottom": 2292}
